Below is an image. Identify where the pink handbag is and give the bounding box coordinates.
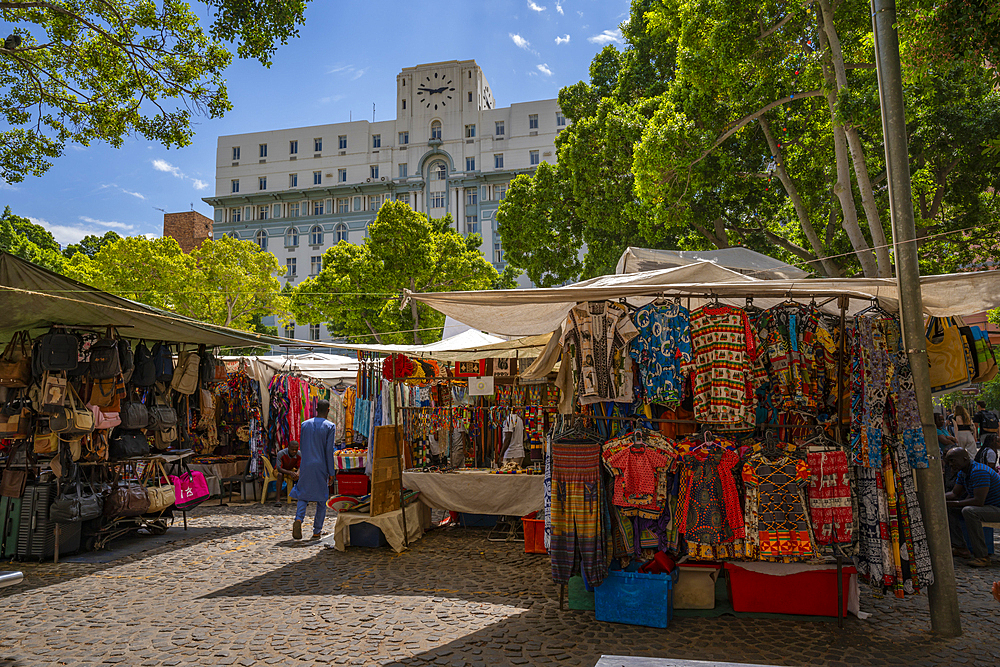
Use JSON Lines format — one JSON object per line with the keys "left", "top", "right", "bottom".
{"left": 169, "top": 465, "right": 210, "bottom": 510}
{"left": 88, "top": 402, "right": 121, "bottom": 430}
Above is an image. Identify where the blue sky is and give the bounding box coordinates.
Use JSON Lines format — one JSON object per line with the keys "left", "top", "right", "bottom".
{"left": 2, "top": 0, "right": 629, "bottom": 247}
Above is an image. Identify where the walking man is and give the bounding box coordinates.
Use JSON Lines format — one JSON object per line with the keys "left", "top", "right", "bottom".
{"left": 292, "top": 399, "right": 337, "bottom": 540}
{"left": 945, "top": 446, "right": 1000, "bottom": 567}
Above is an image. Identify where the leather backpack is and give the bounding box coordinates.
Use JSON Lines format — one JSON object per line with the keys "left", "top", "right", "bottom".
{"left": 88, "top": 327, "right": 121, "bottom": 380}
{"left": 118, "top": 337, "right": 134, "bottom": 383}
{"left": 198, "top": 345, "right": 218, "bottom": 385}
{"left": 170, "top": 350, "right": 201, "bottom": 396}
{"left": 131, "top": 341, "right": 156, "bottom": 388}
{"left": 38, "top": 328, "right": 79, "bottom": 372}
{"left": 151, "top": 342, "right": 174, "bottom": 383}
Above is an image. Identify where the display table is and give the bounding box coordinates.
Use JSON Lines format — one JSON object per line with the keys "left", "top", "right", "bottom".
{"left": 332, "top": 502, "right": 431, "bottom": 553}
{"left": 724, "top": 561, "right": 860, "bottom": 617}
{"left": 401, "top": 470, "right": 545, "bottom": 516}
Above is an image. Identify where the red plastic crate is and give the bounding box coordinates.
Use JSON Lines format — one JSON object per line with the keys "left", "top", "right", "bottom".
{"left": 725, "top": 562, "right": 856, "bottom": 617}
{"left": 522, "top": 518, "right": 546, "bottom": 554}
{"left": 337, "top": 473, "right": 370, "bottom": 497}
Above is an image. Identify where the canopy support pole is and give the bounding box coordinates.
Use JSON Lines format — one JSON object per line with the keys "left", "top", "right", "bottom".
{"left": 872, "top": 0, "right": 961, "bottom": 636}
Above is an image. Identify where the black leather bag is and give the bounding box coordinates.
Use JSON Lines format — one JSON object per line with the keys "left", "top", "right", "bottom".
{"left": 120, "top": 390, "right": 149, "bottom": 430}
{"left": 109, "top": 429, "right": 150, "bottom": 460}
{"left": 146, "top": 387, "right": 177, "bottom": 432}
{"left": 88, "top": 327, "right": 121, "bottom": 380}
{"left": 118, "top": 338, "right": 134, "bottom": 384}
{"left": 131, "top": 341, "right": 156, "bottom": 388}
{"left": 50, "top": 472, "right": 100, "bottom": 523}
{"left": 38, "top": 328, "right": 79, "bottom": 372}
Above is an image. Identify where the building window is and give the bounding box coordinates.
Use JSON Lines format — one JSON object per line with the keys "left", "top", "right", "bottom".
{"left": 285, "top": 227, "right": 298, "bottom": 246}
{"left": 310, "top": 256, "right": 323, "bottom": 276}
{"left": 286, "top": 257, "right": 297, "bottom": 276}
{"left": 465, "top": 124, "right": 476, "bottom": 138}
{"left": 259, "top": 205, "right": 269, "bottom": 220}
{"left": 259, "top": 143, "right": 268, "bottom": 158}
{"left": 494, "top": 154, "right": 504, "bottom": 169}
{"left": 430, "top": 191, "right": 446, "bottom": 208}
{"left": 337, "top": 168, "right": 346, "bottom": 183}
{"left": 230, "top": 207, "right": 241, "bottom": 222}
{"left": 528, "top": 114, "right": 538, "bottom": 130}
{"left": 399, "top": 131, "right": 409, "bottom": 145}
{"left": 309, "top": 323, "right": 320, "bottom": 341}
{"left": 397, "top": 192, "right": 410, "bottom": 206}
{"left": 254, "top": 229, "right": 267, "bottom": 251}
{"left": 494, "top": 242, "right": 503, "bottom": 263}
{"left": 465, "top": 188, "right": 477, "bottom": 206}
{"left": 399, "top": 163, "right": 408, "bottom": 178}
{"left": 290, "top": 140, "right": 298, "bottom": 155}
{"left": 465, "top": 157, "right": 475, "bottom": 171}
{"left": 259, "top": 176, "right": 267, "bottom": 190}
{"left": 434, "top": 163, "right": 446, "bottom": 180}
{"left": 372, "top": 134, "right": 381, "bottom": 149}
{"left": 232, "top": 146, "right": 241, "bottom": 160}
{"left": 231, "top": 179, "right": 242, "bottom": 194}
{"left": 468, "top": 92, "right": 473, "bottom": 102}
{"left": 284, "top": 323, "right": 295, "bottom": 338}
{"left": 495, "top": 121, "right": 505, "bottom": 136}
{"left": 466, "top": 215, "right": 479, "bottom": 234}
{"left": 314, "top": 138, "right": 322, "bottom": 152}
{"left": 556, "top": 112, "right": 566, "bottom": 127}
{"left": 313, "top": 171, "right": 322, "bottom": 185}
{"left": 313, "top": 201, "right": 324, "bottom": 216}
{"left": 309, "top": 225, "right": 323, "bottom": 245}
{"left": 288, "top": 203, "right": 300, "bottom": 218}
{"left": 335, "top": 223, "right": 348, "bottom": 242}
{"left": 337, "top": 198, "right": 349, "bottom": 213}
{"left": 530, "top": 150, "right": 540, "bottom": 166}
{"left": 370, "top": 165, "right": 379, "bottom": 179}
{"left": 370, "top": 195, "right": 381, "bottom": 211}
{"left": 353, "top": 196, "right": 362, "bottom": 211}
{"left": 430, "top": 120, "right": 442, "bottom": 140}
{"left": 338, "top": 135, "right": 347, "bottom": 150}
{"left": 497, "top": 183, "right": 508, "bottom": 200}
{"left": 402, "top": 99, "right": 406, "bottom": 109}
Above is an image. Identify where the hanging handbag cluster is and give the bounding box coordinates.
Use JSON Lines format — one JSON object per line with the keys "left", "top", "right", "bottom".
{"left": 957, "top": 319, "right": 999, "bottom": 383}
{"left": 925, "top": 316, "right": 977, "bottom": 394}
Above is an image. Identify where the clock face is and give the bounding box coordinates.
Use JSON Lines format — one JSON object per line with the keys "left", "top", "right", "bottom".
{"left": 417, "top": 72, "right": 455, "bottom": 110}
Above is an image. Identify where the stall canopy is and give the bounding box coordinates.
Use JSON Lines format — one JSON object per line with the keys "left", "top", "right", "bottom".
{"left": 615, "top": 246, "right": 811, "bottom": 280}
{"left": 251, "top": 353, "right": 359, "bottom": 383}
{"left": 320, "top": 328, "right": 554, "bottom": 362}
{"left": 0, "top": 251, "right": 319, "bottom": 348}
{"left": 403, "top": 263, "right": 1000, "bottom": 337}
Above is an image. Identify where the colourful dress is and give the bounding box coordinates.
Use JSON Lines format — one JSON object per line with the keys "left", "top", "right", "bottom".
{"left": 630, "top": 302, "right": 694, "bottom": 406}
{"left": 742, "top": 453, "right": 814, "bottom": 560}
{"left": 560, "top": 301, "right": 638, "bottom": 405}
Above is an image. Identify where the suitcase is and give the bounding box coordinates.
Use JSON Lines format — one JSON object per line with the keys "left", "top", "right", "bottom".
{"left": 1, "top": 495, "right": 22, "bottom": 558}
{"left": 17, "top": 483, "right": 56, "bottom": 560}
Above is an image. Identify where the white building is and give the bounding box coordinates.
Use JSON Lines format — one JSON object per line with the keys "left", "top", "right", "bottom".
{"left": 203, "top": 59, "right": 565, "bottom": 344}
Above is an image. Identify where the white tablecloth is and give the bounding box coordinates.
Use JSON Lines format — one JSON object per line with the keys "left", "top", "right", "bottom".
{"left": 331, "top": 502, "right": 431, "bottom": 553}
{"left": 401, "top": 470, "right": 545, "bottom": 516}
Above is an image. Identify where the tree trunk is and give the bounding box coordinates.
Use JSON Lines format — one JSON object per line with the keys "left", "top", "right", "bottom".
{"left": 409, "top": 276, "right": 423, "bottom": 345}
{"left": 364, "top": 319, "right": 385, "bottom": 344}
{"left": 691, "top": 219, "right": 728, "bottom": 248}
{"left": 713, "top": 217, "right": 729, "bottom": 248}
{"left": 817, "top": 0, "right": 892, "bottom": 276}
{"left": 759, "top": 117, "right": 842, "bottom": 277}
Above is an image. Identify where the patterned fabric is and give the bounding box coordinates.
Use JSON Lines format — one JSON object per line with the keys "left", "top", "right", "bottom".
{"left": 605, "top": 446, "right": 672, "bottom": 514}
{"left": 630, "top": 302, "right": 694, "bottom": 406}
{"left": 806, "top": 450, "right": 853, "bottom": 546}
{"left": 560, "top": 301, "right": 639, "bottom": 405}
{"left": 689, "top": 305, "right": 760, "bottom": 425}
{"left": 677, "top": 448, "right": 745, "bottom": 544}
{"left": 742, "top": 453, "right": 814, "bottom": 559}
{"left": 754, "top": 304, "right": 819, "bottom": 412}
{"left": 550, "top": 436, "right": 605, "bottom": 586}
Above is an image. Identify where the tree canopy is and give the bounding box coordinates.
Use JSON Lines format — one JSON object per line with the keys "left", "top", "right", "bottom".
{"left": 290, "top": 200, "right": 509, "bottom": 345}
{"left": 0, "top": 0, "right": 310, "bottom": 184}
{"left": 62, "top": 230, "right": 121, "bottom": 258}
{"left": 0, "top": 204, "right": 66, "bottom": 272}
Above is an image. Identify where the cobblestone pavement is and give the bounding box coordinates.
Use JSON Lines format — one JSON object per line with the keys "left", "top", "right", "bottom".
{"left": 2, "top": 502, "right": 1000, "bottom": 667}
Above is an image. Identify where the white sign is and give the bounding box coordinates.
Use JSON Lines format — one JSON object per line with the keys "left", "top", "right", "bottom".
{"left": 468, "top": 376, "right": 495, "bottom": 396}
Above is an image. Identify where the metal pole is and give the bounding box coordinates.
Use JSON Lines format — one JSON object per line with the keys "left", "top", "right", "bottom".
{"left": 871, "top": 0, "right": 961, "bottom": 636}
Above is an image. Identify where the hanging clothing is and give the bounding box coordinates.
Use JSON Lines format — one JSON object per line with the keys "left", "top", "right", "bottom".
{"left": 677, "top": 448, "right": 745, "bottom": 545}
{"left": 630, "top": 301, "right": 694, "bottom": 406}
{"left": 742, "top": 453, "right": 814, "bottom": 560}
{"left": 806, "top": 449, "right": 854, "bottom": 546}
{"left": 689, "top": 305, "right": 761, "bottom": 425}
{"left": 560, "top": 301, "right": 638, "bottom": 405}
{"left": 292, "top": 416, "right": 337, "bottom": 503}
{"left": 550, "top": 436, "right": 606, "bottom": 587}
{"left": 604, "top": 444, "right": 673, "bottom": 517}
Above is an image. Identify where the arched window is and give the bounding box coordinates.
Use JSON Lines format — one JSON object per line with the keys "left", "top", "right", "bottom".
{"left": 254, "top": 229, "right": 267, "bottom": 251}
{"left": 335, "top": 223, "right": 348, "bottom": 243}
{"left": 430, "top": 120, "right": 442, "bottom": 140}
{"left": 226, "top": 231, "right": 239, "bottom": 240}
{"left": 310, "top": 225, "right": 323, "bottom": 246}
{"left": 285, "top": 227, "right": 298, "bottom": 247}
{"left": 433, "top": 162, "right": 447, "bottom": 180}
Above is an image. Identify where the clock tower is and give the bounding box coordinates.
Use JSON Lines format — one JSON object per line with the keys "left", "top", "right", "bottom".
{"left": 397, "top": 60, "right": 495, "bottom": 127}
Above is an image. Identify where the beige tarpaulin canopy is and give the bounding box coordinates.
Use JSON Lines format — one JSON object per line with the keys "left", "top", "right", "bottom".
{"left": 615, "top": 246, "right": 811, "bottom": 280}
{"left": 0, "top": 251, "right": 321, "bottom": 349}
{"left": 319, "top": 328, "right": 553, "bottom": 362}
{"left": 403, "top": 263, "right": 1000, "bottom": 337}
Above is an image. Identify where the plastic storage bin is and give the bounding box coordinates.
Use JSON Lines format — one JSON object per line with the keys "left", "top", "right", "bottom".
{"left": 349, "top": 522, "right": 388, "bottom": 548}
{"left": 522, "top": 518, "right": 546, "bottom": 554}
{"left": 595, "top": 569, "right": 674, "bottom": 628}
{"left": 725, "top": 562, "right": 856, "bottom": 617}
{"left": 458, "top": 513, "right": 499, "bottom": 527}
{"left": 337, "top": 473, "right": 370, "bottom": 497}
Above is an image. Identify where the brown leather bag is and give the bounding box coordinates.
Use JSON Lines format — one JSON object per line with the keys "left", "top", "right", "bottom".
{"left": 0, "top": 443, "right": 27, "bottom": 498}
{"left": 0, "top": 331, "right": 32, "bottom": 388}
{"left": 103, "top": 477, "right": 150, "bottom": 518}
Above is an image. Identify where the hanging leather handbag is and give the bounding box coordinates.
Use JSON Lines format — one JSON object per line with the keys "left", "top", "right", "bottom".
{"left": 109, "top": 428, "right": 150, "bottom": 460}
{"left": 88, "top": 376, "right": 119, "bottom": 409}
{"left": 153, "top": 425, "right": 177, "bottom": 451}
{"left": 33, "top": 418, "right": 58, "bottom": 454}
{"left": 0, "top": 331, "right": 32, "bottom": 388}
{"left": 87, "top": 402, "right": 121, "bottom": 430}
{"left": 131, "top": 341, "right": 156, "bottom": 388}
{"left": 0, "top": 443, "right": 27, "bottom": 498}
{"left": 118, "top": 338, "right": 134, "bottom": 384}
{"left": 39, "top": 371, "right": 68, "bottom": 412}
{"left": 50, "top": 384, "right": 94, "bottom": 436}
{"left": 103, "top": 476, "right": 150, "bottom": 518}
{"left": 88, "top": 326, "right": 121, "bottom": 380}
{"left": 926, "top": 316, "right": 976, "bottom": 393}
{"left": 170, "top": 349, "right": 201, "bottom": 396}
{"left": 81, "top": 431, "right": 110, "bottom": 462}
{"left": 77, "top": 475, "right": 103, "bottom": 521}
{"left": 61, "top": 434, "right": 83, "bottom": 461}
{"left": 120, "top": 388, "right": 149, "bottom": 430}
{"left": 49, "top": 477, "right": 83, "bottom": 523}
{"left": 147, "top": 387, "right": 177, "bottom": 432}
{"left": 143, "top": 460, "right": 175, "bottom": 513}
{"left": 38, "top": 327, "right": 79, "bottom": 372}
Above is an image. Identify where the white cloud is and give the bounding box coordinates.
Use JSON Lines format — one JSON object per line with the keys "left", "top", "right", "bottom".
{"left": 556, "top": 2, "right": 564, "bottom": 14}
{"left": 98, "top": 183, "right": 147, "bottom": 200}
{"left": 527, "top": 1, "right": 546, "bottom": 11}
{"left": 141, "top": 233, "right": 158, "bottom": 240}
{"left": 537, "top": 63, "right": 553, "bottom": 76}
{"left": 192, "top": 179, "right": 209, "bottom": 191}
{"left": 588, "top": 29, "right": 623, "bottom": 45}
{"left": 28, "top": 217, "right": 113, "bottom": 246}
{"left": 150, "top": 159, "right": 208, "bottom": 191}
{"left": 510, "top": 33, "right": 531, "bottom": 50}
{"left": 555, "top": 34, "right": 570, "bottom": 45}
{"left": 79, "top": 216, "right": 135, "bottom": 231}
{"left": 122, "top": 189, "right": 146, "bottom": 200}
{"left": 327, "top": 64, "right": 367, "bottom": 80}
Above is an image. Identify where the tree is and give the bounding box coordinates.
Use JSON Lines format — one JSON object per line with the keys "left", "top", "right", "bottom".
{"left": 65, "top": 234, "right": 288, "bottom": 330}
{"left": 0, "top": 205, "right": 66, "bottom": 271}
{"left": 290, "top": 201, "right": 501, "bottom": 345}
{"left": 0, "top": 0, "right": 310, "bottom": 184}
{"left": 62, "top": 230, "right": 121, "bottom": 258}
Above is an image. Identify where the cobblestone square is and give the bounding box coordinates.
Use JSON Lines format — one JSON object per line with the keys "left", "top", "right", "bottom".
{"left": 2, "top": 503, "right": 999, "bottom": 667}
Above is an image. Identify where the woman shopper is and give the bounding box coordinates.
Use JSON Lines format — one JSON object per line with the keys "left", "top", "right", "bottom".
{"left": 954, "top": 404, "right": 978, "bottom": 458}
{"left": 975, "top": 433, "right": 1000, "bottom": 470}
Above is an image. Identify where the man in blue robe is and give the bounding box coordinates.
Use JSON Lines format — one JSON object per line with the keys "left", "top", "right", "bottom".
{"left": 292, "top": 399, "right": 337, "bottom": 540}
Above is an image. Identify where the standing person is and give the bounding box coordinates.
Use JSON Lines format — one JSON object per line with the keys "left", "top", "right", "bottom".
{"left": 975, "top": 433, "right": 1000, "bottom": 470}
{"left": 945, "top": 447, "right": 1000, "bottom": 567}
{"left": 974, "top": 400, "right": 999, "bottom": 445}
{"left": 274, "top": 440, "right": 300, "bottom": 506}
{"left": 291, "top": 399, "right": 337, "bottom": 540}
{"left": 501, "top": 410, "right": 528, "bottom": 468}
{"left": 954, "top": 405, "right": 978, "bottom": 457}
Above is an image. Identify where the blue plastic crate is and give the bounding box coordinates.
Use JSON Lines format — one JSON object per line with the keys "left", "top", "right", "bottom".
{"left": 960, "top": 523, "right": 995, "bottom": 555}
{"left": 349, "top": 522, "right": 388, "bottom": 548}
{"left": 458, "top": 513, "right": 499, "bottom": 527}
{"left": 595, "top": 569, "right": 674, "bottom": 628}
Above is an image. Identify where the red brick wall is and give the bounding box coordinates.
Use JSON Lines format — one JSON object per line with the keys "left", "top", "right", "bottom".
{"left": 163, "top": 211, "right": 214, "bottom": 253}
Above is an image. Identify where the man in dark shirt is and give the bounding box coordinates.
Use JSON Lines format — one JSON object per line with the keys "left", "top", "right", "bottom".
{"left": 274, "top": 440, "right": 300, "bottom": 506}
{"left": 973, "top": 400, "right": 999, "bottom": 445}
{"left": 945, "top": 447, "right": 1000, "bottom": 567}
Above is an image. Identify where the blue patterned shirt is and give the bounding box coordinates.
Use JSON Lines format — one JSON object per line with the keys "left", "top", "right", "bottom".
{"left": 957, "top": 462, "right": 1000, "bottom": 507}
{"left": 630, "top": 302, "right": 694, "bottom": 406}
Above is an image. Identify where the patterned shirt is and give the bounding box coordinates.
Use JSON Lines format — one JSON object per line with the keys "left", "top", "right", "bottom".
{"left": 630, "top": 302, "right": 694, "bottom": 406}
{"left": 957, "top": 462, "right": 1000, "bottom": 507}
{"left": 561, "top": 301, "right": 638, "bottom": 405}
{"left": 689, "top": 305, "right": 760, "bottom": 424}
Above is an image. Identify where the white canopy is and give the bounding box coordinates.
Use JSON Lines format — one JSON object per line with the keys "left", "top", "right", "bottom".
{"left": 318, "top": 328, "right": 553, "bottom": 362}
{"left": 615, "top": 246, "right": 811, "bottom": 280}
